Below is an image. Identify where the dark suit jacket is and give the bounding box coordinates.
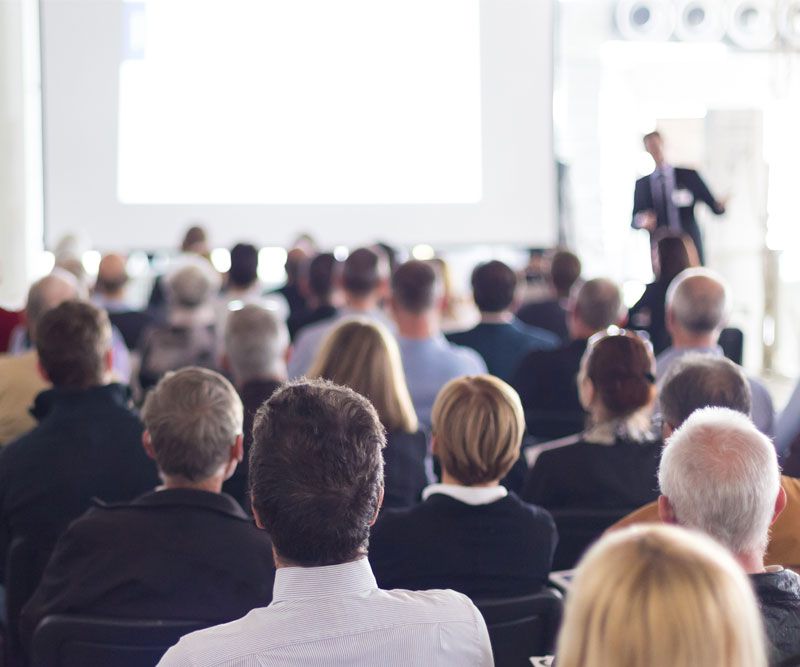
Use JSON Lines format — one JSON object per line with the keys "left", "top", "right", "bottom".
{"left": 20, "top": 489, "right": 275, "bottom": 649}
{"left": 370, "top": 492, "right": 556, "bottom": 600}
{"left": 383, "top": 430, "right": 431, "bottom": 509}
{"left": 287, "top": 304, "right": 337, "bottom": 340}
{"left": 632, "top": 167, "right": 724, "bottom": 263}
{"left": 511, "top": 339, "right": 588, "bottom": 441}
{"left": 516, "top": 299, "right": 570, "bottom": 343}
{"left": 628, "top": 281, "right": 671, "bottom": 355}
{"left": 108, "top": 309, "right": 154, "bottom": 350}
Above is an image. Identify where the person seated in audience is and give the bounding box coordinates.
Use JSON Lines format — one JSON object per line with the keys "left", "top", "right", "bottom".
{"left": 517, "top": 249, "right": 582, "bottom": 342}
{"left": 628, "top": 233, "right": 693, "bottom": 355}
{"left": 656, "top": 407, "right": 800, "bottom": 664}
{"left": 93, "top": 253, "right": 154, "bottom": 350}
{"left": 157, "top": 379, "right": 493, "bottom": 666}
{"left": 447, "top": 260, "right": 558, "bottom": 381}
{"left": 657, "top": 267, "right": 774, "bottom": 436}
{"left": 522, "top": 330, "right": 661, "bottom": 510}
{"left": 512, "top": 278, "right": 627, "bottom": 441}
{"left": 221, "top": 304, "right": 287, "bottom": 507}
{"left": 0, "top": 273, "right": 77, "bottom": 445}
{"left": 139, "top": 262, "right": 221, "bottom": 391}
{"left": 219, "top": 242, "right": 289, "bottom": 320}
{"left": 556, "top": 524, "right": 768, "bottom": 667}
{"left": 20, "top": 367, "right": 275, "bottom": 650}
{"left": 613, "top": 354, "right": 800, "bottom": 571}
{"left": 0, "top": 302, "right": 158, "bottom": 605}
{"left": 272, "top": 245, "right": 312, "bottom": 320}
{"left": 287, "top": 252, "right": 340, "bottom": 339}
{"left": 390, "top": 260, "right": 486, "bottom": 427}
{"left": 0, "top": 306, "right": 23, "bottom": 354}
{"left": 288, "top": 247, "right": 392, "bottom": 377}
{"left": 308, "top": 319, "right": 430, "bottom": 509}
{"left": 148, "top": 224, "right": 212, "bottom": 315}
{"left": 370, "top": 375, "right": 556, "bottom": 599}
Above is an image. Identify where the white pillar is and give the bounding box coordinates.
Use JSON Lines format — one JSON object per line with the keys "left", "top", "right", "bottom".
{"left": 0, "top": 0, "right": 43, "bottom": 308}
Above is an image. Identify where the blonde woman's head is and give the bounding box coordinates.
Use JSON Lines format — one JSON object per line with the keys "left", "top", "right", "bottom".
{"left": 431, "top": 375, "right": 524, "bottom": 486}
{"left": 556, "top": 524, "right": 767, "bottom": 667}
{"left": 308, "top": 318, "right": 417, "bottom": 433}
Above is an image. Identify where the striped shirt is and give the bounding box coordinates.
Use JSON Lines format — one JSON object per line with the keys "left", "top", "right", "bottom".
{"left": 157, "top": 557, "right": 494, "bottom": 666}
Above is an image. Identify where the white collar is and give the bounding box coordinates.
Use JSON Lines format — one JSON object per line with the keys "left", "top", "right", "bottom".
{"left": 422, "top": 483, "right": 508, "bottom": 506}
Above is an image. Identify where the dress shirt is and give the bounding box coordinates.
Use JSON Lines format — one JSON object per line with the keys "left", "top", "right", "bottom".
{"left": 422, "top": 483, "right": 508, "bottom": 506}
{"left": 656, "top": 345, "right": 775, "bottom": 437}
{"left": 157, "top": 557, "right": 493, "bottom": 667}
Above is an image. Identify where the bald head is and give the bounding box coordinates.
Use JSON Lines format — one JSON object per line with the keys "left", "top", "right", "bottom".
{"left": 96, "top": 254, "right": 128, "bottom": 297}
{"left": 571, "top": 278, "right": 624, "bottom": 336}
{"left": 26, "top": 271, "right": 80, "bottom": 342}
{"left": 667, "top": 268, "right": 729, "bottom": 337}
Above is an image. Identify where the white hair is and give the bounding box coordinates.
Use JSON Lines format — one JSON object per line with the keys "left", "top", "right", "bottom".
{"left": 658, "top": 407, "right": 780, "bottom": 556}
{"left": 224, "top": 305, "right": 289, "bottom": 383}
{"left": 666, "top": 268, "right": 730, "bottom": 334}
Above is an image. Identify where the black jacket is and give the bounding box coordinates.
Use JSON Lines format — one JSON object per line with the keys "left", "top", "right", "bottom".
{"left": 752, "top": 568, "right": 800, "bottom": 666}
{"left": 20, "top": 488, "right": 275, "bottom": 650}
{"left": 516, "top": 299, "right": 569, "bottom": 344}
{"left": 370, "top": 491, "right": 556, "bottom": 600}
{"left": 382, "top": 430, "right": 432, "bottom": 509}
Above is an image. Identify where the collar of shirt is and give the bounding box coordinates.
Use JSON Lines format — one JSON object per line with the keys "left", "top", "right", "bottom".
{"left": 422, "top": 483, "right": 508, "bottom": 505}
{"left": 651, "top": 164, "right": 675, "bottom": 179}
{"left": 272, "top": 558, "right": 378, "bottom": 603}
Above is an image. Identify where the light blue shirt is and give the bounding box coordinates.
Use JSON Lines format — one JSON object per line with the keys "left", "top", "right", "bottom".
{"left": 397, "top": 334, "right": 487, "bottom": 427}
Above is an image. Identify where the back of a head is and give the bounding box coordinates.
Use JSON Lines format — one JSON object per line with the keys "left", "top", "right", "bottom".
{"left": 659, "top": 407, "right": 780, "bottom": 556}
{"left": 181, "top": 225, "right": 209, "bottom": 254}
{"left": 660, "top": 355, "right": 751, "bottom": 429}
{"left": 557, "top": 524, "right": 767, "bottom": 667}
{"left": 470, "top": 261, "right": 517, "bottom": 313}
{"left": 25, "top": 271, "right": 80, "bottom": 342}
{"left": 95, "top": 254, "right": 129, "bottom": 295}
{"left": 224, "top": 305, "right": 289, "bottom": 384}
{"left": 392, "top": 260, "right": 439, "bottom": 315}
{"left": 250, "top": 379, "right": 386, "bottom": 566}
{"left": 308, "top": 319, "right": 417, "bottom": 433}
{"left": 432, "top": 375, "right": 524, "bottom": 485}
{"left": 228, "top": 243, "right": 259, "bottom": 289}
{"left": 550, "top": 250, "right": 582, "bottom": 297}
{"left": 667, "top": 268, "right": 729, "bottom": 334}
{"left": 342, "top": 247, "right": 385, "bottom": 297}
{"left": 36, "top": 300, "right": 112, "bottom": 389}
{"left": 573, "top": 278, "right": 623, "bottom": 332}
{"left": 166, "top": 264, "right": 218, "bottom": 309}
{"left": 307, "top": 252, "right": 339, "bottom": 300}
{"left": 655, "top": 235, "right": 691, "bottom": 285}
{"left": 142, "top": 367, "right": 243, "bottom": 482}
{"left": 582, "top": 333, "right": 655, "bottom": 418}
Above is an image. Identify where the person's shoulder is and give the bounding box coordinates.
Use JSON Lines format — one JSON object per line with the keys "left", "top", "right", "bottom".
{"left": 445, "top": 326, "right": 477, "bottom": 346}
{"left": 513, "top": 320, "right": 560, "bottom": 348}
{"left": 377, "top": 586, "right": 482, "bottom": 623}
{"left": 445, "top": 339, "right": 487, "bottom": 372}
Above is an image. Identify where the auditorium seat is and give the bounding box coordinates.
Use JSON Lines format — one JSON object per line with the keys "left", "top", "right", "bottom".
{"left": 550, "top": 507, "right": 635, "bottom": 570}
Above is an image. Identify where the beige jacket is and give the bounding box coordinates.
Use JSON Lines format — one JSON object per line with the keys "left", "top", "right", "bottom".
{"left": 0, "top": 351, "right": 50, "bottom": 445}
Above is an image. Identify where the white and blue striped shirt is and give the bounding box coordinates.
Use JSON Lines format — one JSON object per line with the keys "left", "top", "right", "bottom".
{"left": 158, "top": 557, "right": 494, "bottom": 666}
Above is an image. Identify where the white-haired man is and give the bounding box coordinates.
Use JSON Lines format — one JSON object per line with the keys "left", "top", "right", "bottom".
{"left": 658, "top": 407, "right": 800, "bottom": 664}
{"left": 658, "top": 267, "right": 774, "bottom": 436}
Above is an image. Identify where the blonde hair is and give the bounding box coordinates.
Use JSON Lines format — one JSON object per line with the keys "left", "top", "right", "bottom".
{"left": 556, "top": 525, "right": 767, "bottom": 667}
{"left": 432, "top": 375, "right": 524, "bottom": 486}
{"left": 308, "top": 318, "right": 418, "bottom": 433}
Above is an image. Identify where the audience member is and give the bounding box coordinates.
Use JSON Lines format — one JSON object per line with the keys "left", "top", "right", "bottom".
{"left": 517, "top": 249, "right": 581, "bottom": 342}
{"left": 370, "top": 375, "right": 556, "bottom": 599}
{"left": 512, "top": 278, "right": 626, "bottom": 441}
{"left": 657, "top": 267, "right": 774, "bottom": 435}
{"left": 287, "top": 252, "right": 339, "bottom": 339}
{"left": 21, "top": 368, "right": 275, "bottom": 649}
{"left": 628, "top": 233, "right": 693, "bottom": 354}
{"left": 139, "top": 261, "right": 221, "bottom": 391}
{"left": 93, "top": 252, "right": 154, "bottom": 350}
{"left": 447, "top": 260, "right": 558, "bottom": 381}
{"left": 427, "top": 256, "right": 477, "bottom": 333}
{"left": 273, "top": 246, "right": 310, "bottom": 319}
{"left": 523, "top": 331, "right": 661, "bottom": 510}
{"left": 0, "top": 306, "right": 23, "bottom": 353}
{"left": 0, "top": 302, "right": 158, "bottom": 608}
{"left": 658, "top": 407, "right": 800, "bottom": 664}
{"left": 221, "top": 305, "right": 288, "bottom": 507}
{"left": 308, "top": 319, "right": 430, "bottom": 509}
{"left": 220, "top": 242, "right": 289, "bottom": 320}
{"left": 773, "top": 380, "right": 800, "bottom": 464}
{"left": 148, "top": 224, "right": 212, "bottom": 314}
{"left": 0, "top": 273, "right": 77, "bottom": 445}
{"left": 390, "top": 261, "right": 486, "bottom": 426}
{"left": 556, "top": 524, "right": 768, "bottom": 667}
{"left": 288, "top": 247, "right": 391, "bottom": 377}
{"left": 158, "top": 379, "right": 493, "bottom": 666}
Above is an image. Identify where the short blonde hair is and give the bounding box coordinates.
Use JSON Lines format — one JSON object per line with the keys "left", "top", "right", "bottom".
{"left": 432, "top": 375, "right": 524, "bottom": 486}
{"left": 556, "top": 525, "right": 767, "bottom": 667}
{"left": 308, "top": 318, "right": 417, "bottom": 433}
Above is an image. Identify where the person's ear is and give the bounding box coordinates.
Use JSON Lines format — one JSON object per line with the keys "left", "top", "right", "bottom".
{"left": 104, "top": 348, "right": 114, "bottom": 374}
{"left": 772, "top": 485, "right": 788, "bottom": 526}
{"left": 661, "top": 421, "right": 675, "bottom": 440}
{"left": 251, "top": 503, "right": 266, "bottom": 530}
{"left": 665, "top": 307, "right": 676, "bottom": 335}
{"left": 369, "top": 485, "right": 385, "bottom": 527}
{"left": 233, "top": 433, "right": 244, "bottom": 463}
{"left": 578, "top": 377, "right": 595, "bottom": 410}
{"left": 142, "top": 431, "right": 157, "bottom": 460}
{"left": 430, "top": 435, "right": 439, "bottom": 458}
{"left": 220, "top": 353, "right": 231, "bottom": 376}
{"left": 36, "top": 358, "right": 51, "bottom": 383}
{"left": 658, "top": 495, "right": 676, "bottom": 524}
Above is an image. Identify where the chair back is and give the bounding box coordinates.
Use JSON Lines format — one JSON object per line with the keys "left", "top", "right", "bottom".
{"left": 5, "top": 537, "right": 50, "bottom": 666}
{"left": 719, "top": 327, "right": 744, "bottom": 365}
{"left": 30, "top": 615, "right": 211, "bottom": 667}
{"left": 475, "top": 589, "right": 563, "bottom": 667}
{"left": 550, "top": 507, "right": 633, "bottom": 570}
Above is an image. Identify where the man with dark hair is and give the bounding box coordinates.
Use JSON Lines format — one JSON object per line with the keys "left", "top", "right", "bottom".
{"left": 390, "top": 261, "right": 485, "bottom": 426}
{"left": 448, "top": 260, "right": 558, "bottom": 381}
{"left": 0, "top": 301, "right": 158, "bottom": 636}
{"left": 158, "top": 379, "right": 492, "bottom": 666}
{"left": 517, "top": 250, "right": 582, "bottom": 342}
{"left": 20, "top": 367, "right": 274, "bottom": 650}
{"left": 228, "top": 243, "right": 259, "bottom": 290}
{"left": 288, "top": 247, "right": 392, "bottom": 377}
{"left": 512, "top": 278, "right": 626, "bottom": 440}
{"left": 286, "top": 252, "right": 340, "bottom": 339}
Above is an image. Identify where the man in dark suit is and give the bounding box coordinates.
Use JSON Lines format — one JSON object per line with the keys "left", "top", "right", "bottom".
{"left": 632, "top": 131, "right": 725, "bottom": 264}
{"left": 20, "top": 367, "right": 275, "bottom": 650}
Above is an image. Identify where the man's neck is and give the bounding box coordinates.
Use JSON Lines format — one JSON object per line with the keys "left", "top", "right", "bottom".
{"left": 161, "top": 474, "right": 224, "bottom": 494}
{"left": 670, "top": 331, "right": 718, "bottom": 350}
{"left": 480, "top": 311, "right": 513, "bottom": 324}
{"left": 396, "top": 312, "right": 437, "bottom": 340}
{"left": 736, "top": 551, "right": 767, "bottom": 575}
{"left": 237, "top": 371, "right": 286, "bottom": 389}
{"left": 344, "top": 294, "right": 377, "bottom": 312}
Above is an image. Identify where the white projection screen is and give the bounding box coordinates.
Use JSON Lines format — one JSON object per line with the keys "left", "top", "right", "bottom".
{"left": 41, "top": 0, "right": 556, "bottom": 249}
